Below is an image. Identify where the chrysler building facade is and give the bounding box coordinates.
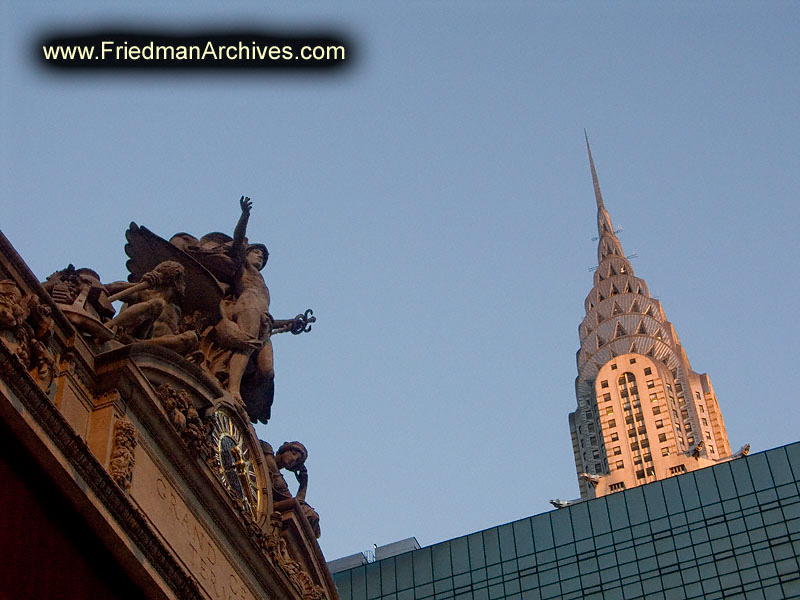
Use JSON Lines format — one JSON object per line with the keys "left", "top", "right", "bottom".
{"left": 569, "top": 137, "right": 736, "bottom": 500}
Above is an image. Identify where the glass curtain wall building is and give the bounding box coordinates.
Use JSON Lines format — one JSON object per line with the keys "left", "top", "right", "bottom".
{"left": 333, "top": 442, "right": 800, "bottom": 600}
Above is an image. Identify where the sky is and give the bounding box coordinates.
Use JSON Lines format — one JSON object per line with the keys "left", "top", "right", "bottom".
{"left": 2, "top": 1, "right": 799, "bottom": 563}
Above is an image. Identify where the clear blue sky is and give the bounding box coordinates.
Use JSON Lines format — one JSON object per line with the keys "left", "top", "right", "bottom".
{"left": 2, "top": 2, "right": 799, "bottom": 562}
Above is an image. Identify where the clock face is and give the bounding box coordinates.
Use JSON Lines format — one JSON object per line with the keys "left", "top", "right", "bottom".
{"left": 209, "top": 409, "right": 260, "bottom": 518}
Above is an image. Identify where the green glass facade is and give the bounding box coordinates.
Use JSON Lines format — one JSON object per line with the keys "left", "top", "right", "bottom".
{"left": 333, "top": 442, "right": 800, "bottom": 600}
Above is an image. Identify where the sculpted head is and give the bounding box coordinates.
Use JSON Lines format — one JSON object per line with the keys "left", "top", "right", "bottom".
{"left": 246, "top": 244, "right": 269, "bottom": 270}
{"left": 275, "top": 441, "right": 307, "bottom": 471}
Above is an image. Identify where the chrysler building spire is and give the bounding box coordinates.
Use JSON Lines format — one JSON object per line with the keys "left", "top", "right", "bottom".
{"left": 567, "top": 138, "right": 734, "bottom": 500}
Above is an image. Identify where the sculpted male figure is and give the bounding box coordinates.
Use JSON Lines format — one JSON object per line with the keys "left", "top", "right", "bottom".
{"left": 225, "top": 196, "right": 274, "bottom": 404}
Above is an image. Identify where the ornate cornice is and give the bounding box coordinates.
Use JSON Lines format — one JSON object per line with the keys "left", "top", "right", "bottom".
{"left": 0, "top": 342, "right": 204, "bottom": 599}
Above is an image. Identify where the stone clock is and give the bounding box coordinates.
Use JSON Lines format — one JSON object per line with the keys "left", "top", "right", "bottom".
{"left": 209, "top": 408, "right": 260, "bottom": 518}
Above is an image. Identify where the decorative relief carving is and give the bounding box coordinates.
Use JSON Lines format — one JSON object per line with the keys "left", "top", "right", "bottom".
{"left": 109, "top": 418, "right": 138, "bottom": 492}
{"left": 263, "top": 513, "right": 327, "bottom": 600}
{"left": 155, "top": 383, "right": 213, "bottom": 463}
{"left": 0, "top": 279, "right": 56, "bottom": 392}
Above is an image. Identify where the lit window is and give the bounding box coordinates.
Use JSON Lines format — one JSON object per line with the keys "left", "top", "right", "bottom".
{"left": 708, "top": 445, "right": 714, "bottom": 454}
{"left": 666, "top": 384, "right": 672, "bottom": 392}
{"left": 644, "top": 367, "right": 652, "bottom": 375}
{"left": 606, "top": 406, "right": 614, "bottom": 415}
{"left": 661, "top": 447, "right": 670, "bottom": 457}
{"left": 670, "top": 465, "right": 687, "bottom": 475}
{"left": 611, "top": 432, "right": 619, "bottom": 441}
{"left": 610, "top": 482, "right": 625, "bottom": 491}
{"left": 646, "top": 467, "right": 655, "bottom": 476}
{"left": 650, "top": 393, "right": 658, "bottom": 401}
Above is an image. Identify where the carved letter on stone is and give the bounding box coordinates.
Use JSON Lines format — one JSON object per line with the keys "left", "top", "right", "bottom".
{"left": 109, "top": 418, "right": 138, "bottom": 492}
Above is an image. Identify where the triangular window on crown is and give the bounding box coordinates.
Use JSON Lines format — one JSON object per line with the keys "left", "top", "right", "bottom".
{"left": 623, "top": 281, "right": 631, "bottom": 294}
{"left": 636, "top": 320, "right": 647, "bottom": 335}
{"left": 611, "top": 284, "right": 620, "bottom": 295}
{"left": 628, "top": 341, "right": 636, "bottom": 353}
{"left": 646, "top": 345, "right": 656, "bottom": 358}
{"left": 655, "top": 329, "right": 665, "bottom": 341}
{"left": 614, "top": 322, "right": 626, "bottom": 338}
{"left": 645, "top": 305, "right": 654, "bottom": 317}
{"left": 631, "top": 300, "right": 641, "bottom": 313}
{"left": 610, "top": 346, "right": 618, "bottom": 357}
{"left": 609, "top": 264, "right": 617, "bottom": 276}
{"left": 598, "top": 291, "right": 605, "bottom": 301}
{"left": 612, "top": 302, "right": 622, "bottom": 315}
{"left": 596, "top": 335, "right": 605, "bottom": 348}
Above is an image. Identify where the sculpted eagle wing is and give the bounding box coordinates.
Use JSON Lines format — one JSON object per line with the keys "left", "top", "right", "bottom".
{"left": 124, "top": 223, "right": 227, "bottom": 317}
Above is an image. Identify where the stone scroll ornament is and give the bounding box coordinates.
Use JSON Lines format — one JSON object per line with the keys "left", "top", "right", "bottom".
{"left": 124, "top": 197, "right": 315, "bottom": 424}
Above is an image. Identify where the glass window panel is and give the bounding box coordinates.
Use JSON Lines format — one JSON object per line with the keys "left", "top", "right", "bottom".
{"left": 766, "top": 447, "right": 794, "bottom": 485}
{"left": 678, "top": 473, "right": 701, "bottom": 510}
{"left": 606, "top": 491, "right": 630, "bottom": 530}
{"left": 413, "top": 548, "right": 433, "bottom": 585}
{"left": 713, "top": 463, "right": 737, "bottom": 500}
{"left": 569, "top": 503, "right": 591, "bottom": 541}
{"left": 588, "top": 499, "right": 611, "bottom": 535}
{"left": 366, "top": 563, "right": 382, "bottom": 599}
{"left": 513, "top": 519, "right": 534, "bottom": 556}
{"left": 336, "top": 571, "right": 352, "bottom": 600}
{"left": 729, "top": 459, "right": 755, "bottom": 495}
{"left": 625, "top": 487, "right": 648, "bottom": 525}
{"left": 661, "top": 477, "right": 685, "bottom": 515}
{"left": 695, "top": 467, "right": 720, "bottom": 505}
{"left": 395, "top": 554, "right": 414, "bottom": 590}
{"left": 352, "top": 568, "right": 367, "bottom": 600}
{"left": 468, "top": 533, "right": 486, "bottom": 569}
{"left": 643, "top": 483, "right": 667, "bottom": 519}
{"left": 532, "top": 515, "right": 554, "bottom": 550}
{"left": 495, "top": 524, "right": 515, "bottom": 562}
{"left": 551, "top": 508, "right": 573, "bottom": 546}
{"left": 431, "top": 544, "right": 451, "bottom": 580}
{"left": 482, "top": 529, "right": 501, "bottom": 566}
{"left": 747, "top": 453, "right": 774, "bottom": 491}
{"left": 381, "top": 558, "right": 397, "bottom": 594}
{"left": 785, "top": 442, "right": 800, "bottom": 475}
{"left": 450, "top": 537, "right": 470, "bottom": 575}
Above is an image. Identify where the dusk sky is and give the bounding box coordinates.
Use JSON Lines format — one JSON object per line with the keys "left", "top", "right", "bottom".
{"left": 2, "top": 2, "right": 799, "bottom": 562}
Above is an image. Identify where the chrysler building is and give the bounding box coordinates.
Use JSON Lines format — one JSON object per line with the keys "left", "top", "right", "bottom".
{"left": 569, "top": 136, "right": 739, "bottom": 499}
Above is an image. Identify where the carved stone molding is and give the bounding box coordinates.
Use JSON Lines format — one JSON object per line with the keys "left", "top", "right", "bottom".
{"left": 263, "top": 514, "right": 328, "bottom": 600}
{"left": 154, "top": 383, "right": 213, "bottom": 464}
{"left": 0, "top": 341, "right": 204, "bottom": 599}
{"left": 109, "top": 418, "right": 138, "bottom": 492}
